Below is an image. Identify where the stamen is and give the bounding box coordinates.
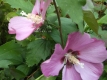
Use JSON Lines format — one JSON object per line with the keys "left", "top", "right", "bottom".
{"left": 65, "top": 53, "right": 84, "bottom": 68}
{"left": 20, "top": 11, "right": 43, "bottom": 24}
{"left": 20, "top": 11, "right": 27, "bottom": 16}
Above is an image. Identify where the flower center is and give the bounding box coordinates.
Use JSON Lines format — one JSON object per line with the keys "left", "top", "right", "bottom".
{"left": 64, "top": 52, "right": 84, "bottom": 68}
{"left": 20, "top": 11, "right": 43, "bottom": 24}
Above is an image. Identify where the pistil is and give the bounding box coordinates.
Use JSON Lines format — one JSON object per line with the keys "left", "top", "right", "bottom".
{"left": 65, "top": 52, "right": 84, "bottom": 68}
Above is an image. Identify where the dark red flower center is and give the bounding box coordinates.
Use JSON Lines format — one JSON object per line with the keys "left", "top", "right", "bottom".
{"left": 61, "top": 49, "right": 84, "bottom": 68}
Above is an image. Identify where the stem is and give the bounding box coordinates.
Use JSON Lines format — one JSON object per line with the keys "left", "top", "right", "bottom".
{"left": 53, "top": 0, "right": 64, "bottom": 48}
{"left": 26, "top": 68, "right": 39, "bottom": 79}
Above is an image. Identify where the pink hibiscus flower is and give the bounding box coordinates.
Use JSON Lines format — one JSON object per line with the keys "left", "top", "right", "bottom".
{"left": 8, "top": 0, "right": 52, "bottom": 40}
{"left": 41, "top": 32, "right": 107, "bottom": 80}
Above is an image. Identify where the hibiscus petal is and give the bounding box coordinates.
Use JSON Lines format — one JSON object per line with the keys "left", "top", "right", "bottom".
{"left": 32, "top": 0, "right": 40, "bottom": 14}
{"left": 41, "top": 59, "right": 64, "bottom": 77}
{"left": 62, "top": 65, "right": 82, "bottom": 80}
{"left": 65, "top": 32, "right": 94, "bottom": 52}
{"left": 8, "top": 16, "right": 35, "bottom": 41}
{"left": 74, "top": 60, "right": 103, "bottom": 80}
{"left": 51, "top": 44, "right": 66, "bottom": 60}
{"left": 41, "top": 0, "right": 52, "bottom": 19}
{"left": 78, "top": 40, "right": 107, "bottom": 63}
{"left": 41, "top": 44, "right": 65, "bottom": 77}
{"left": 40, "top": 0, "right": 45, "bottom": 11}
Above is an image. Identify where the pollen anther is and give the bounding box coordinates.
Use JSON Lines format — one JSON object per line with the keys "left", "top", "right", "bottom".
{"left": 20, "top": 11, "right": 43, "bottom": 24}
{"left": 65, "top": 53, "right": 84, "bottom": 68}
{"left": 20, "top": 11, "right": 27, "bottom": 16}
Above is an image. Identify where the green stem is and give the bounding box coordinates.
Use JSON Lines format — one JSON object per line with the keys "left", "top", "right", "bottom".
{"left": 53, "top": 0, "right": 64, "bottom": 48}
{"left": 27, "top": 68, "right": 39, "bottom": 79}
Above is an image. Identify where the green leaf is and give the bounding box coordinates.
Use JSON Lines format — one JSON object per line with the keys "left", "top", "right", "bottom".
{"left": 47, "top": 13, "right": 57, "bottom": 23}
{"left": 98, "top": 14, "right": 107, "bottom": 24}
{"left": 104, "top": 65, "right": 107, "bottom": 72}
{"left": 0, "top": 60, "right": 14, "bottom": 68}
{"left": 47, "top": 5, "right": 55, "bottom": 14}
{"left": 28, "top": 77, "right": 36, "bottom": 80}
{"left": 56, "top": 0, "right": 85, "bottom": 17}
{"left": 50, "top": 17, "right": 78, "bottom": 45}
{"left": 98, "top": 26, "right": 107, "bottom": 46}
{"left": 57, "top": 18, "right": 78, "bottom": 34}
{"left": 99, "top": 76, "right": 107, "bottom": 80}
{"left": 50, "top": 30, "right": 61, "bottom": 43}
{"left": 77, "top": 21, "right": 84, "bottom": 33}
{"left": 26, "top": 39, "right": 52, "bottom": 67}
{"left": 36, "top": 75, "right": 56, "bottom": 80}
{"left": 99, "top": 69, "right": 107, "bottom": 80}
{"left": 10, "top": 68, "right": 26, "bottom": 80}
{"left": 17, "top": 65, "right": 30, "bottom": 75}
{"left": 0, "top": 41, "right": 23, "bottom": 68}
{"left": 5, "top": 12, "right": 17, "bottom": 21}
{"left": 79, "top": 0, "right": 86, "bottom": 5}
{"left": 57, "top": 0, "right": 86, "bottom": 32}
{"left": 83, "top": 11, "right": 99, "bottom": 34}
{"left": 4, "top": 0, "right": 33, "bottom": 13}
{"left": 0, "top": 70, "right": 5, "bottom": 80}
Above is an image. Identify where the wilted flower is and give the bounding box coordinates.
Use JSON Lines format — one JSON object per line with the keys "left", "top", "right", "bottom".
{"left": 41, "top": 32, "right": 107, "bottom": 80}
{"left": 8, "top": 0, "right": 52, "bottom": 40}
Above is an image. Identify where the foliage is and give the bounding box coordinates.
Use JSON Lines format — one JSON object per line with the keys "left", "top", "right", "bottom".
{"left": 0, "top": 0, "right": 107, "bottom": 80}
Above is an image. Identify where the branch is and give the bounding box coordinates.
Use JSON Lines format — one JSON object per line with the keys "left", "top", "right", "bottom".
{"left": 53, "top": 0, "right": 64, "bottom": 48}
